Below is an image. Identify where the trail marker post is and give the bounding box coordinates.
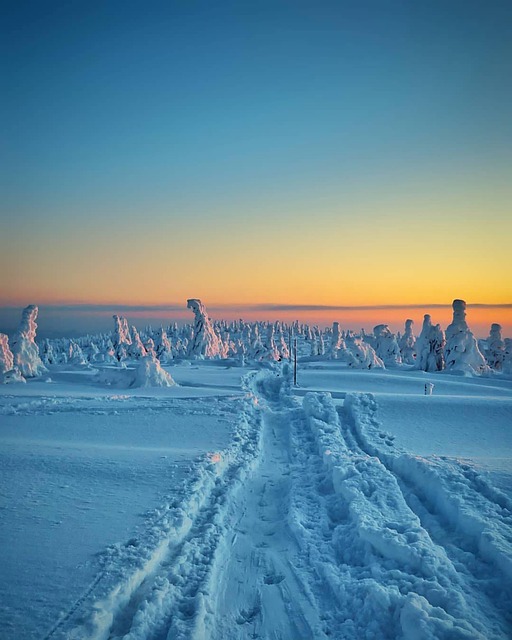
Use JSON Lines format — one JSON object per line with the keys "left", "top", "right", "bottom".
{"left": 293, "top": 337, "right": 298, "bottom": 386}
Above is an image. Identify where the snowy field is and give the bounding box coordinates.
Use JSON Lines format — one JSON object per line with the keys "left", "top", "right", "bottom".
{"left": 1, "top": 361, "right": 511, "bottom": 639}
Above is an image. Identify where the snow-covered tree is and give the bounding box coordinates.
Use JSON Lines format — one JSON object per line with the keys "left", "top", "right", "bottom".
{"left": 486, "top": 323, "right": 505, "bottom": 371}
{"left": 10, "top": 305, "right": 47, "bottom": 377}
{"left": 399, "top": 319, "right": 416, "bottom": 365}
{"left": 67, "top": 340, "right": 88, "bottom": 366}
{"left": 345, "top": 332, "right": 384, "bottom": 369}
{"left": 444, "top": 300, "right": 489, "bottom": 375}
{"left": 128, "top": 326, "right": 147, "bottom": 359}
{"left": 415, "top": 315, "right": 445, "bottom": 372}
{"left": 503, "top": 339, "right": 512, "bottom": 375}
{"left": 187, "top": 299, "right": 227, "bottom": 358}
{"left": 373, "top": 324, "right": 402, "bottom": 366}
{"left": 112, "top": 315, "right": 132, "bottom": 361}
{"left": 154, "top": 327, "right": 173, "bottom": 362}
{"left": 264, "top": 324, "right": 280, "bottom": 361}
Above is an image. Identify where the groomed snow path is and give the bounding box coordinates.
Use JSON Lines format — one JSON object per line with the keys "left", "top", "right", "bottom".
{"left": 59, "top": 368, "right": 511, "bottom": 640}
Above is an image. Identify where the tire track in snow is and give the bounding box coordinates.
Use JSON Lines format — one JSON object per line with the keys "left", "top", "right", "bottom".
{"left": 343, "top": 393, "right": 512, "bottom": 638}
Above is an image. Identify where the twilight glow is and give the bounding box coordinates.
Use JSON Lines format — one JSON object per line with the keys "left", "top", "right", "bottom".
{"left": 1, "top": 1, "right": 511, "bottom": 336}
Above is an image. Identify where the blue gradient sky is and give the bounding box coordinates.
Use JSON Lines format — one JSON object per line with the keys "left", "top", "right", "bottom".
{"left": 1, "top": 0, "right": 511, "bottom": 334}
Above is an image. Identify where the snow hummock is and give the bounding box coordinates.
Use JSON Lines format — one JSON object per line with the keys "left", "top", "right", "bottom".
{"left": 10, "top": 305, "right": 47, "bottom": 378}
{"left": 131, "top": 354, "right": 177, "bottom": 388}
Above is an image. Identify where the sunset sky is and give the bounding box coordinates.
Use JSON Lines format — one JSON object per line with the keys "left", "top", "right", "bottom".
{"left": 1, "top": 0, "right": 511, "bottom": 335}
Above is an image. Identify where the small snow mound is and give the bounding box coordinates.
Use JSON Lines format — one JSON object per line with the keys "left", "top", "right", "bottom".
{"left": 0, "top": 368, "right": 26, "bottom": 384}
{"left": 400, "top": 593, "right": 483, "bottom": 640}
{"left": 131, "top": 355, "right": 177, "bottom": 388}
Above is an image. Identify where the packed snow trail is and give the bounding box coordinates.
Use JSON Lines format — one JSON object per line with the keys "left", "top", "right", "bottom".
{"left": 52, "top": 367, "right": 511, "bottom": 639}
{"left": 204, "top": 408, "right": 324, "bottom": 639}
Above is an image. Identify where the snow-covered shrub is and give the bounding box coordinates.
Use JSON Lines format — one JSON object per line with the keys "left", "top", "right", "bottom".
{"left": 444, "top": 300, "right": 489, "bottom": 375}
{"left": 399, "top": 319, "right": 416, "bottom": 365}
{"left": 10, "top": 305, "right": 47, "bottom": 377}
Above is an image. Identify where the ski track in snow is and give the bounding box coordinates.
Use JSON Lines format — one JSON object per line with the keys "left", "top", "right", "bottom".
{"left": 47, "top": 370, "right": 512, "bottom": 640}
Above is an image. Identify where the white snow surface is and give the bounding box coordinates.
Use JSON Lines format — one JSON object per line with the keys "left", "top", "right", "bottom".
{"left": 0, "top": 360, "right": 511, "bottom": 639}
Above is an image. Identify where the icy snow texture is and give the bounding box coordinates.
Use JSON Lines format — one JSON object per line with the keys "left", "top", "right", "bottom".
{"left": 444, "top": 300, "right": 489, "bottom": 375}
{"left": 10, "top": 305, "right": 47, "bottom": 378}
{"left": 187, "top": 299, "right": 226, "bottom": 359}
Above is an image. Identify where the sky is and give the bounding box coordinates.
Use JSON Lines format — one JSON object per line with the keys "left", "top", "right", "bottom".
{"left": 1, "top": 0, "right": 511, "bottom": 336}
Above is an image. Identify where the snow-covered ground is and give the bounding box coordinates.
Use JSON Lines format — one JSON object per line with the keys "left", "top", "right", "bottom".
{"left": 1, "top": 361, "right": 511, "bottom": 639}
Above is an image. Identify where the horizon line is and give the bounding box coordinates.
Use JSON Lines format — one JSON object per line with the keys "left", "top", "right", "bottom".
{"left": 1, "top": 302, "right": 511, "bottom": 313}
